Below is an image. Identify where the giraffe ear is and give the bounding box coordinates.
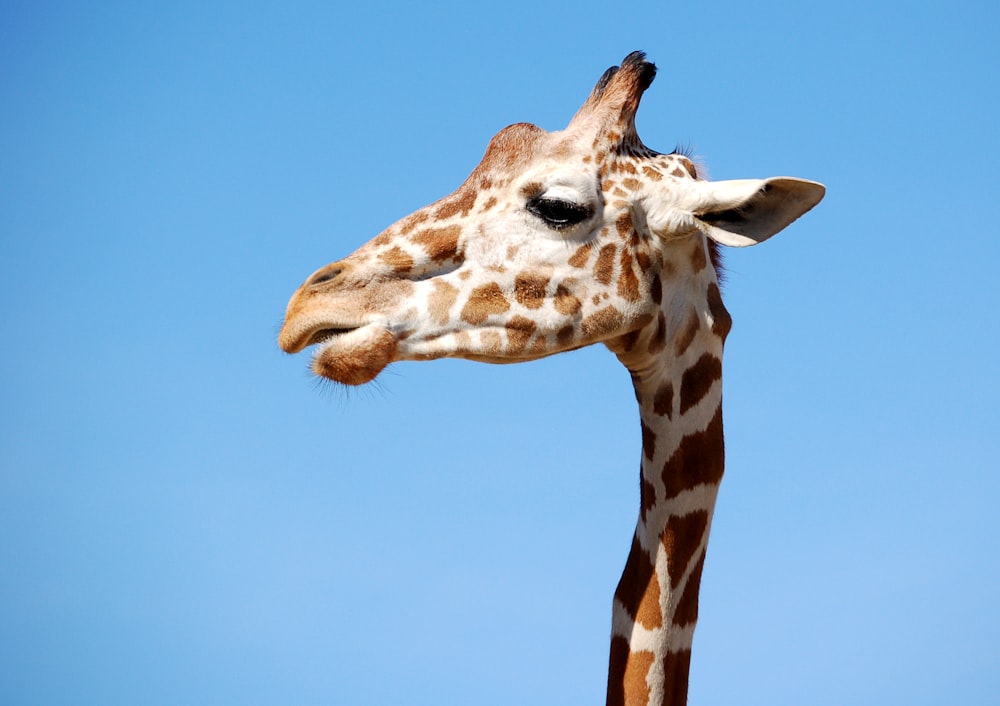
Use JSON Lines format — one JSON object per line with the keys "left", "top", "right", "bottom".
{"left": 694, "top": 177, "right": 826, "bottom": 247}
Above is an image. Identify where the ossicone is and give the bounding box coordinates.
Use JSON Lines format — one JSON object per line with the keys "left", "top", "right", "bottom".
{"left": 569, "top": 51, "right": 657, "bottom": 147}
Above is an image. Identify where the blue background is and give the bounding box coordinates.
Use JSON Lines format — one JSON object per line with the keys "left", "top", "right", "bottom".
{"left": 2, "top": 1, "right": 997, "bottom": 704}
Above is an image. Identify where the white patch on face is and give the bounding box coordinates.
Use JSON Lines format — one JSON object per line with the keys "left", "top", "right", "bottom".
{"left": 536, "top": 182, "right": 590, "bottom": 204}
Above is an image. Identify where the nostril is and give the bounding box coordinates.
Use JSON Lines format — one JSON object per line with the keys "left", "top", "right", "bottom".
{"left": 306, "top": 263, "right": 344, "bottom": 287}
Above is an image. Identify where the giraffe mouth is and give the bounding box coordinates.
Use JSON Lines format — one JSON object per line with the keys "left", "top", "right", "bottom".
{"left": 279, "top": 316, "right": 367, "bottom": 355}
{"left": 304, "top": 326, "right": 358, "bottom": 348}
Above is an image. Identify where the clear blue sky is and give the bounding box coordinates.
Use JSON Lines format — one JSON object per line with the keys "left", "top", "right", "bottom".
{"left": 2, "top": 1, "right": 997, "bottom": 704}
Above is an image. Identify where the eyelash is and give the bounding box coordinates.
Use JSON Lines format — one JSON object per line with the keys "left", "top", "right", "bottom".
{"left": 526, "top": 197, "right": 593, "bottom": 230}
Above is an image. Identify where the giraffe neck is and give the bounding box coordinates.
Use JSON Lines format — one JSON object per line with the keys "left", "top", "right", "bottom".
{"left": 605, "top": 265, "right": 730, "bottom": 706}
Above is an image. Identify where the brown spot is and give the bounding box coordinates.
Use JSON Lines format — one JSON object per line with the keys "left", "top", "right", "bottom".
{"left": 428, "top": 280, "right": 458, "bottom": 325}
{"left": 661, "top": 510, "right": 709, "bottom": 589}
{"left": 554, "top": 283, "right": 582, "bottom": 315}
{"left": 412, "top": 225, "right": 461, "bottom": 263}
{"left": 519, "top": 181, "right": 543, "bottom": 198}
{"left": 514, "top": 273, "right": 549, "bottom": 309}
{"left": 481, "top": 196, "right": 498, "bottom": 212}
{"left": 581, "top": 306, "right": 624, "bottom": 339}
{"left": 617, "top": 250, "right": 640, "bottom": 302}
{"left": 607, "top": 637, "right": 654, "bottom": 706}
{"left": 461, "top": 282, "right": 510, "bottom": 324}
{"left": 370, "top": 230, "right": 393, "bottom": 248}
{"left": 641, "top": 421, "right": 656, "bottom": 461}
{"left": 674, "top": 310, "right": 701, "bottom": 357}
{"left": 647, "top": 311, "right": 667, "bottom": 355}
{"left": 642, "top": 166, "right": 663, "bottom": 181}
{"left": 680, "top": 157, "right": 698, "bottom": 178}
{"left": 569, "top": 242, "right": 594, "bottom": 269}
{"left": 635, "top": 579, "right": 663, "bottom": 633}
{"left": 661, "top": 406, "right": 725, "bottom": 499}
{"left": 556, "top": 324, "right": 575, "bottom": 347}
{"left": 602, "top": 179, "right": 616, "bottom": 193}
{"left": 614, "top": 536, "right": 662, "bottom": 630}
{"left": 640, "top": 476, "right": 656, "bottom": 522}
{"left": 621, "top": 161, "right": 638, "bottom": 175}
{"left": 379, "top": 246, "right": 413, "bottom": 273}
{"left": 680, "top": 353, "right": 722, "bottom": 416}
{"left": 620, "top": 328, "right": 642, "bottom": 353}
{"left": 690, "top": 242, "right": 707, "bottom": 272}
{"left": 635, "top": 247, "right": 651, "bottom": 273}
{"left": 671, "top": 167, "right": 686, "bottom": 178}
{"left": 634, "top": 577, "right": 663, "bottom": 632}
{"left": 623, "top": 177, "right": 640, "bottom": 191}
{"left": 399, "top": 211, "right": 429, "bottom": 235}
{"left": 661, "top": 649, "right": 692, "bottom": 705}
{"left": 478, "top": 176, "right": 494, "bottom": 190}
{"left": 506, "top": 245, "right": 519, "bottom": 259}
{"left": 595, "top": 244, "right": 617, "bottom": 285}
{"left": 673, "top": 551, "right": 705, "bottom": 627}
{"left": 616, "top": 212, "right": 633, "bottom": 238}
{"left": 434, "top": 188, "right": 477, "bottom": 220}
{"left": 649, "top": 273, "right": 662, "bottom": 304}
{"left": 706, "top": 282, "right": 732, "bottom": 340}
{"left": 505, "top": 315, "right": 536, "bottom": 354}
{"left": 653, "top": 380, "right": 673, "bottom": 419}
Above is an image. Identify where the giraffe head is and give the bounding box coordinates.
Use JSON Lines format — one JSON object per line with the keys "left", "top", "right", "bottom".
{"left": 279, "top": 52, "right": 824, "bottom": 384}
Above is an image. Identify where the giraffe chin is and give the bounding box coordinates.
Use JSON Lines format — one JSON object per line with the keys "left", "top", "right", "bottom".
{"left": 310, "top": 325, "right": 397, "bottom": 386}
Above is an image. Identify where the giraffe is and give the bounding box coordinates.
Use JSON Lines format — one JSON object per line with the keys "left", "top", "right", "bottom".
{"left": 279, "top": 52, "right": 824, "bottom": 705}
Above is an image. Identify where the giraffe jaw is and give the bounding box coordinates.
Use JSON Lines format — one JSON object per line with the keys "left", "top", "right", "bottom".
{"left": 308, "top": 323, "right": 398, "bottom": 386}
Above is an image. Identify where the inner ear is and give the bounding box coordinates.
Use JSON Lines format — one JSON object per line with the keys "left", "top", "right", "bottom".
{"left": 698, "top": 178, "right": 825, "bottom": 247}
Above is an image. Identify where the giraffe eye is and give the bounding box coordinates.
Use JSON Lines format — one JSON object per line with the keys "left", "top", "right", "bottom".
{"left": 527, "top": 197, "right": 593, "bottom": 230}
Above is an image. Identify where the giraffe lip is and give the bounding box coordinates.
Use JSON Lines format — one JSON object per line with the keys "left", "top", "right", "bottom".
{"left": 280, "top": 315, "right": 378, "bottom": 354}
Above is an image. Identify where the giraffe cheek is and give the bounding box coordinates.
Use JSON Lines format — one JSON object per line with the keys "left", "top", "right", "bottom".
{"left": 311, "top": 327, "right": 397, "bottom": 385}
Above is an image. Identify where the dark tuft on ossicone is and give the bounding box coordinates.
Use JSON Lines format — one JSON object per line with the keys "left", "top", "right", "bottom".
{"left": 621, "top": 50, "right": 657, "bottom": 91}
{"left": 591, "top": 66, "right": 618, "bottom": 100}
